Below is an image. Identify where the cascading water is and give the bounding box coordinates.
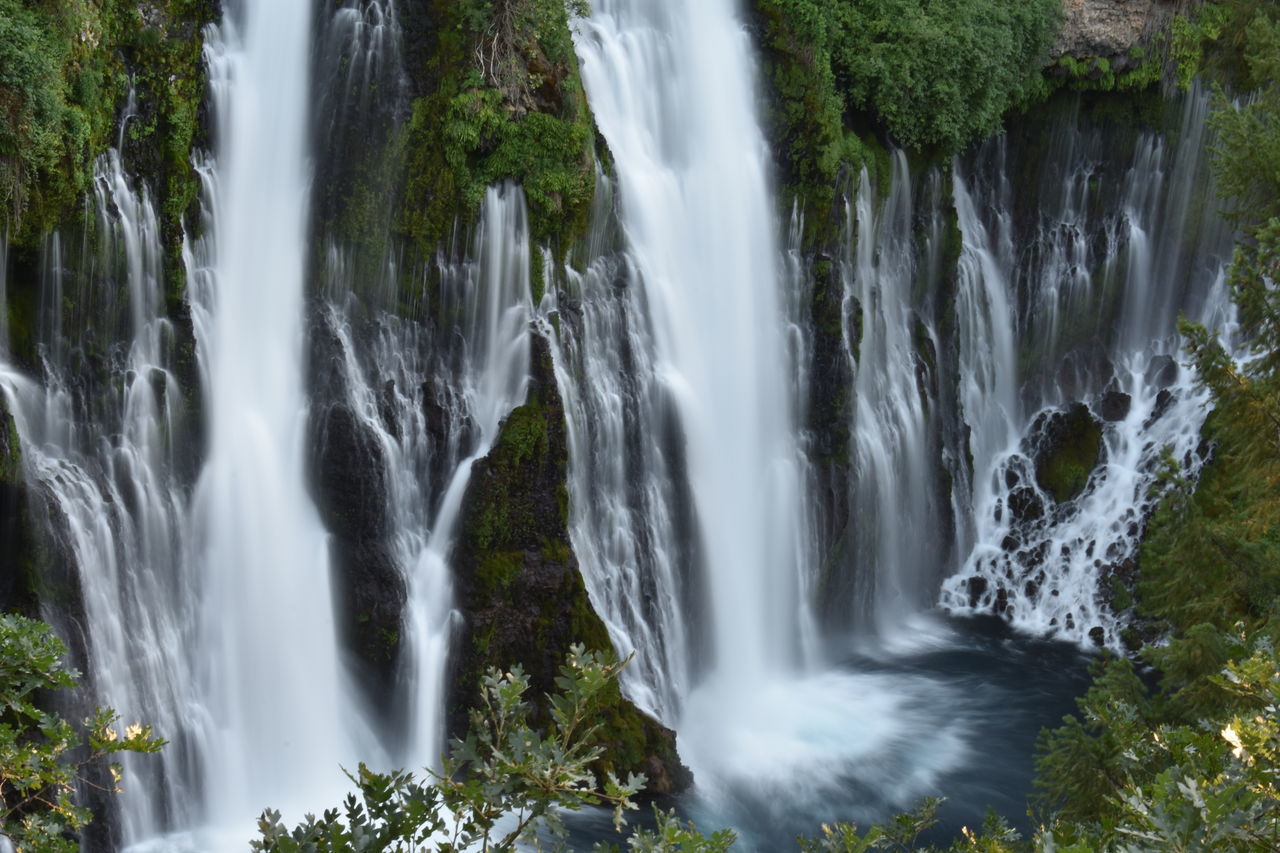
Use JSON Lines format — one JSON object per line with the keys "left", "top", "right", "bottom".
{"left": 843, "top": 155, "right": 950, "bottom": 635}
{"left": 0, "top": 0, "right": 1251, "bottom": 844}
{"left": 543, "top": 173, "right": 699, "bottom": 722}
{"left": 184, "top": 0, "right": 375, "bottom": 837}
{"left": 568, "top": 0, "right": 966, "bottom": 837}
{"left": 940, "top": 89, "right": 1236, "bottom": 647}
{"left": 574, "top": 0, "right": 808, "bottom": 694}
{"left": 0, "top": 151, "right": 194, "bottom": 847}
{"left": 315, "top": 185, "right": 533, "bottom": 770}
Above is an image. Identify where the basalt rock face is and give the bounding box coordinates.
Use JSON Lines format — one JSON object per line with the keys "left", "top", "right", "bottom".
{"left": 307, "top": 308, "right": 406, "bottom": 711}
{"left": 1052, "top": 0, "right": 1189, "bottom": 65}
{"left": 0, "top": 398, "right": 33, "bottom": 614}
{"left": 450, "top": 331, "right": 691, "bottom": 795}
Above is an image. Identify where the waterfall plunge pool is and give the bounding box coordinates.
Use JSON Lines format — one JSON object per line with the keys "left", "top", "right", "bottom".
{"left": 567, "top": 615, "right": 1094, "bottom": 851}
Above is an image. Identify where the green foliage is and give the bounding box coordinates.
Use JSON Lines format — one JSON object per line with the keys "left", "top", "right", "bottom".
{"left": 829, "top": 0, "right": 1060, "bottom": 151}
{"left": 0, "top": 0, "right": 121, "bottom": 241}
{"left": 399, "top": 0, "right": 595, "bottom": 257}
{"left": 759, "top": 0, "right": 1059, "bottom": 152}
{"left": 252, "top": 646, "right": 646, "bottom": 853}
{"left": 1, "top": 613, "right": 164, "bottom": 852}
{"left": 1034, "top": 11, "right": 1280, "bottom": 844}
{"left": 1171, "top": 4, "right": 1230, "bottom": 90}
{"left": 752, "top": 0, "right": 1059, "bottom": 238}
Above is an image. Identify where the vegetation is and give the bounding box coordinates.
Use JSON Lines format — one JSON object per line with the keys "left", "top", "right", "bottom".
{"left": 0, "top": 0, "right": 211, "bottom": 255}
{"left": 254, "top": 646, "right": 647, "bottom": 853}
{"left": 751, "top": 0, "right": 1059, "bottom": 224}
{"left": 398, "top": 0, "right": 596, "bottom": 259}
{"left": 1, "top": 613, "right": 163, "bottom": 852}
{"left": 1031, "top": 3, "right": 1280, "bottom": 848}
{"left": 0, "top": 0, "right": 121, "bottom": 242}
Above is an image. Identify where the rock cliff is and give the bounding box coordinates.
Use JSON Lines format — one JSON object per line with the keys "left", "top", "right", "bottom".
{"left": 1052, "top": 0, "right": 1195, "bottom": 64}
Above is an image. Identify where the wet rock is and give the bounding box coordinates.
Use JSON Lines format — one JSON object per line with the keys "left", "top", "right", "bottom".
{"left": 1088, "top": 626, "right": 1106, "bottom": 647}
{"left": 1096, "top": 390, "right": 1131, "bottom": 422}
{"left": 967, "top": 576, "right": 989, "bottom": 607}
{"left": 1144, "top": 388, "right": 1175, "bottom": 429}
{"left": 311, "top": 401, "right": 406, "bottom": 706}
{"left": 1146, "top": 354, "right": 1179, "bottom": 389}
{"left": 0, "top": 400, "right": 33, "bottom": 613}
{"left": 314, "top": 404, "right": 388, "bottom": 542}
{"left": 451, "top": 333, "right": 689, "bottom": 794}
{"left": 994, "top": 586, "right": 1009, "bottom": 615}
{"left": 1031, "top": 403, "right": 1104, "bottom": 503}
{"left": 1008, "top": 485, "right": 1045, "bottom": 522}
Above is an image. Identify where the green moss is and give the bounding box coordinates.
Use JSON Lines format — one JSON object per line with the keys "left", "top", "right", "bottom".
{"left": 397, "top": 0, "right": 596, "bottom": 267}
{"left": 1035, "top": 404, "right": 1103, "bottom": 503}
{"left": 495, "top": 395, "right": 548, "bottom": 465}
{"left": 1110, "top": 574, "right": 1134, "bottom": 612}
{"left": 475, "top": 550, "right": 524, "bottom": 595}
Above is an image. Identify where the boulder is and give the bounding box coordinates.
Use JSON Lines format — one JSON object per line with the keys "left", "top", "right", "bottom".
{"left": 1096, "top": 390, "right": 1132, "bottom": 422}
{"left": 1031, "top": 403, "right": 1105, "bottom": 503}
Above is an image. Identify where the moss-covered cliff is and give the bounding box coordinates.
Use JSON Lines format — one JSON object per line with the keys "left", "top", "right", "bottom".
{"left": 450, "top": 331, "right": 690, "bottom": 793}
{"left": 396, "top": 0, "right": 597, "bottom": 263}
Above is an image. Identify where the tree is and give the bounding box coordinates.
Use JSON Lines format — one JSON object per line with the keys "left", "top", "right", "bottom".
{"left": 1, "top": 613, "right": 164, "bottom": 852}
{"left": 252, "top": 645, "right": 651, "bottom": 853}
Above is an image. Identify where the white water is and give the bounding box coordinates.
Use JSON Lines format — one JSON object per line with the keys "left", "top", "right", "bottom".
{"left": 569, "top": 0, "right": 969, "bottom": 825}
{"left": 184, "top": 0, "right": 374, "bottom": 838}
{"left": 940, "top": 89, "right": 1236, "bottom": 646}
{"left": 542, "top": 173, "right": 697, "bottom": 722}
{"left": 314, "top": 187, "right": 532, "bottom": 772}
{"left": 0, "top": 152, "right": 194, "bottom": 846}
{"left": 844, "top": 156, "right": 949, "bottom": 633}
{"left": 575, "top": 0, "right": 807, "bottom": 693}
{"left": 0, "top": 1, "right": 1247, "bottom": 845}
{"left": 393, "top": 187, "right": 531, "bottom": 770}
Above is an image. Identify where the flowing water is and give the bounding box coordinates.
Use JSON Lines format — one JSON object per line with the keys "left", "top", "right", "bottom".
{"left": 0, "top": 0, "right": 1244, "bottom": 847}
{"left": 940, "top": 91, "right": 1235, "bottom": 647}
{"left": 0, "top": 151, "right": 194, "bottom": 845}
{"left": 183, "top": 2, "right": 376, "bottom": 838}
{"left": 566, "top": 0, "right": 1234, "bottom": 836}
{"left": 314, "top": 185, "right": 533, "bottom": 769}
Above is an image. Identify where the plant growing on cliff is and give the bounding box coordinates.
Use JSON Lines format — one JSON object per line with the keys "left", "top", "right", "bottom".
{"left": 252, "top": 645, "right": 647, "bottom": 852}
{"left": 1, "top": 613, "right": 164, "bottom": 852}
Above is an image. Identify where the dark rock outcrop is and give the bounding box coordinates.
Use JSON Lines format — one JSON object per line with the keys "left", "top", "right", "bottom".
{"left": 0, "top": 398, "right": 34, "bottom": 613}
{"left": 308, "top": 311, "right": 406, "bottom": 710}
{"left": 1096, "top": 390, "right": 1132, "bottom": 422}
{"left": 1031, "top": 403, "right": 1105, "bottom": 503}
{"left": 450, "top": 331, "right": 690, "bottom": 795}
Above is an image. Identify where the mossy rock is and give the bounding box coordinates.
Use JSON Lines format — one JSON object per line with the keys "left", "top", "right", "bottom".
{"left": 0, "top": 399, "right": 33, "bottom": 613}
{"left": 1032, "top": 402, "right": 1104, "bottom": 504}
{"left": 450, "top": 331, "right": 690, "bottom": 794}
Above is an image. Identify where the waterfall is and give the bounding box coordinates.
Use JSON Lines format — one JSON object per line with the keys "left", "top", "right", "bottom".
{"left": 940, "top": 88, "right": 1236, "bottom": 646}
{"left": 184, "top": 0, "right": 375, "bottom": 835}
{"left": 574, "top": 0, "right": 808, "bottom": 694}
{"left": 0, "top": 233, "right": 8, "bottom": 356}
{"left": 543, "top": 173, "right": 699, "bottom": 722}
{"left": 316, "top": 185, "right": 532, "bottom": 769}
{"left": 567, "top": 0, "right": 969, "bottom": 836}
{"left": 843, "top": 155, "right": 950, "bottom": 635}
{"left": 0, "top": 152, "right": 193, "bottom": 846}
